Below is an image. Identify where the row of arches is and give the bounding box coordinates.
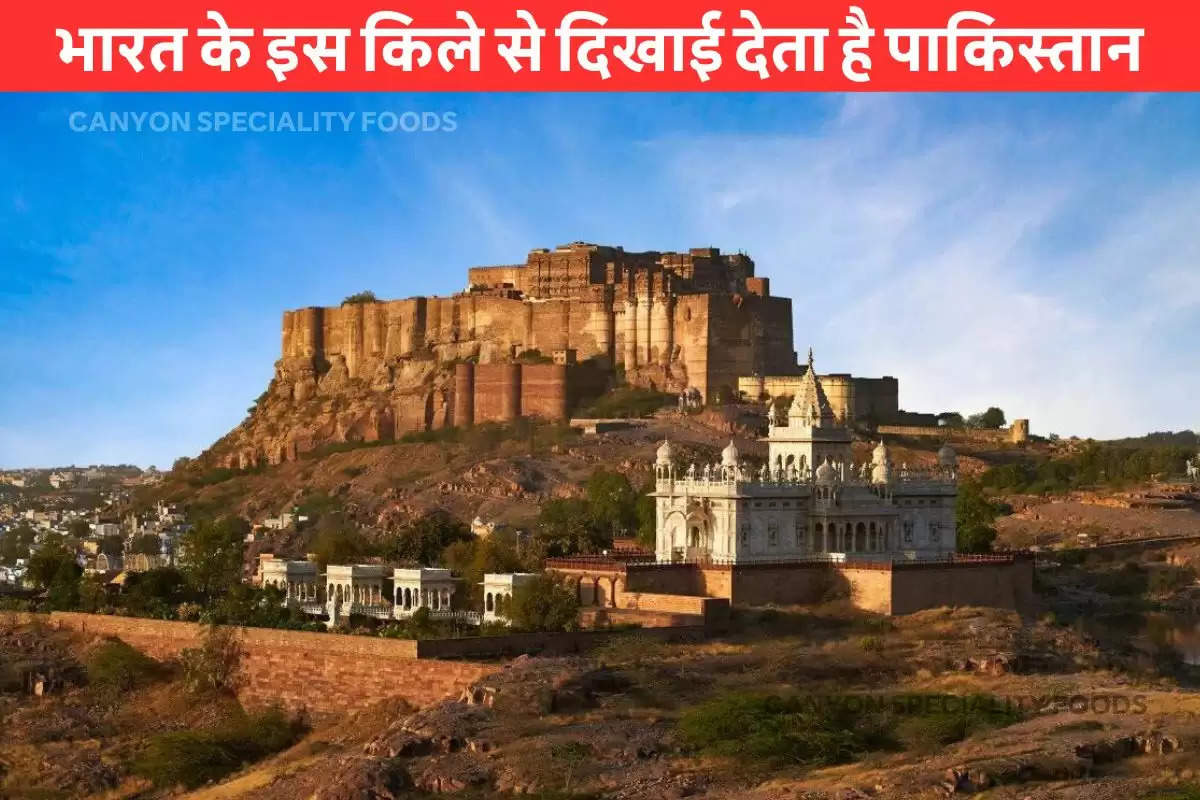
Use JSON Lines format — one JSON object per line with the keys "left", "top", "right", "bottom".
{"left": 811, "top": 520, "right": 891, "bottom": 553}
{"left": 485, "top": 591, "right": 512, "bottom": 615}
{"left": 329, "top": 582, "right": 385, "bottom": 606}
{"left": 398, "top": 586, "right": 452, "bottom": 611}
{"left": 265, "top": 578, "right": 322, "bottom": 602}
{"left": 572, "top": 574, "right": 624, "bottom": 608}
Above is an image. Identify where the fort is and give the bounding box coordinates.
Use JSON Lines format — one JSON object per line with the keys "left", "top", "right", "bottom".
{"left": 274, "top": 241, "right": 796, "bottom": 407}
{"left": 224, "top": 242, "right": 919, "bottom": 469}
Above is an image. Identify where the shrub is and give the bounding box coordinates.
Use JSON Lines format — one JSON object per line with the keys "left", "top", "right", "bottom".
{"left": 891, "top": 694, "right": 1022, "bottom": 754}
{"left": 1148, "top": 565, "right": 1197, "bottom": 595}
{"left": 579, "top": 387, "right": 674, "bottom": 419}
{"left": 131, "top": 706, "right": 303, "bottom": 789}
{"left": 86, "top": 638, "right": 164, "bottom": 692}
{"left": 1142, "top": 789, "right": 1200, "bottom": 800}
{"left": 342, "top": 290, "right": 378, "bottom": 304}
{"left": 858, "top": 635, "right": 885, "bottom": 653}
{"left": 1092, "top": 563, "right": 1149, "bottom": 597}
{"left": 179, "top": 624, "right": 244, "bottom": 694}
{"left": 508, "top": 573, "right": 579, "bottom": 632}
{"left": 678, "top": 692, "right": 890, "bottom": 767}
{"left": 132, "top": 728, "right": 241, "bottom": 788}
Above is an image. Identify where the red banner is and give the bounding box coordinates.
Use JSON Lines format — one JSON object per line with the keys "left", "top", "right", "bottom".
{"left": 1, "top": 0, "right": 1192, "bottom": 91}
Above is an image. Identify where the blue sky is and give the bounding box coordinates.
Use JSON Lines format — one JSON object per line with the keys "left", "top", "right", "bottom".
{"left": 1, "top": 92, "right": 1197, "bottom": 469}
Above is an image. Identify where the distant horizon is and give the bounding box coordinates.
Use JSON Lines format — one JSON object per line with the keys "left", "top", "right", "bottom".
{"left": 3, "top": 92, "right": 1199, "bottom": 469}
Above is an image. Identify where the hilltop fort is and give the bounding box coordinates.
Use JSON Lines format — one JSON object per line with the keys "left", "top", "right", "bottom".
{"left": 212, "top": 242, "right": 914, "bottom": 469}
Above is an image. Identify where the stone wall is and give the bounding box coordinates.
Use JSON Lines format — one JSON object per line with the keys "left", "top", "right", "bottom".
{"left": 551, "top": 556, "right": 1034, "bottom": 617}
{"left": 889, "top": 558, "right": 1035, "bottom": 616}
{"left": 413, "top": 625, "right": 706, "bottom": 659}
{"left": 579, "top": 607, "right": 703, "bottom": 628}
{"left": 38, "top": 612, "right": 496, "bottom": 718}
{"left": 877, "top": 422, "right": 1031, "bottom": 445}
{"left": 738, "top": 373, "right": 899, "bottom": 425}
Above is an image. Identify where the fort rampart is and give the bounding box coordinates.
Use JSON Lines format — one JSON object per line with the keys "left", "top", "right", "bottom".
{"left": 546, "top": 555, "right": 1035, "bottom": 616}
{"left": 11, "top": 611, "right": 718, "bottom": 717}
{"left": 877, "top": 420, "right": 1031, "bottom": 445}
{"left": 23, "top": 612, "right": 496, "bottom": 717}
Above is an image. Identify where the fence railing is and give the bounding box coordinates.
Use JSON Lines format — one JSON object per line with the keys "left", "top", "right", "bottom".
{"left": 549, "top": 551, "right": 1027, "bottom": 572}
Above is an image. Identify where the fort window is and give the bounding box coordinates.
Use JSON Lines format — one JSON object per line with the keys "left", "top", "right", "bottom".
{"left": 767, "top": 522, "right": 778, "bottom": 547}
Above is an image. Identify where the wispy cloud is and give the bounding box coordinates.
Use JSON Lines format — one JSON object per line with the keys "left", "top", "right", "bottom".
{"left": 656, "top": 95, "right": 1200, "bottom": 439}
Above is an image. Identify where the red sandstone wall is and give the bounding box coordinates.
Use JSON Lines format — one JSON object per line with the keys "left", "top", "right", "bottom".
{"left": 840, "top": 567, "right": 895, "bottom": 614}
{"left": 627, "top": 560, "right": 1031, "bottom": 617}
{"left": 617, "top": 592, "right": 712, "bottom": 615}
{"left": 41, "top": 613, "right": 495, "bottom": 718}
{"left": 580, "top": 607, "right": 702, "bottom": 628}
{"left": 453, "top": 362, "right": 474, "bottom": 426}
{"left": 413, "top": 626, "right": 705, "bottom": 659}
{"left": 626, "top": 564, "right": 707, "bottom": 596}
{"left": 520, "top": 364, "right": 568, "bottom": 420}
{"left": 725, "top": 564, "right": 833, "bottom": 606}
{"left": 473, "top": 363, "right": 521, "bottom": 423}
{"left": 889, "top": 560, "right": 1033, "bottom": 616}
{"left": 877, "top": 424, "right": 1023, "bottom": 444}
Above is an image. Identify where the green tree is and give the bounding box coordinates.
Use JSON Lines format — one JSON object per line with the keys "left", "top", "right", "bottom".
{"left": 99, "top": 534, "right": 125, "bottom": 558}
{"left": 67, "top": 518, "right": 92, "bottom": 539}
{"left": 307, "top": 515, "right": 371, "bottom": 567}
{"left": 534, "top": 498, "right": 607, "bottom": 556}
{"left": 342, "top": 290, "right": 378, "bottom": 305}
{"left": 936, "top": 412, "right": 965, "bottom": 428}
{"left": 179, "top": 517, "right": 248, "bottom": 598}
{"left": 0, "top": 523, "right": 37, "bottom": 565}
{"left": 967, "top": 407, "right": 1006, "bottom": 429}
{"left": 508, "top": 573, "right": 579, "bottom": 632}
{"left": 130, "top": 533, "right": 162, "bottom": 556}
{"left": 122, "top": 567, "right": 189, "bottom": 616}
{"left": 47, "top": 559, "right": 82, "bottom": 610}
{"left": 441, "top": 531, "right": 527, "bottom": 608}
{"left": 78, "top": 575, "right": 108, "bottom": 613}
{"left": 586, "top": 470, "right": 639, "bottom": 538}
{"left": 956, "top": 478, "right": 998, "bottom": 554}
{"left": 27, "top": 535, "right": 79, "bottom": 589}
{"left": 384, "top": 511, "right": 471, "bottom": 565}
{"left": 635, "top": 480, "right": 656, "bottom": 548}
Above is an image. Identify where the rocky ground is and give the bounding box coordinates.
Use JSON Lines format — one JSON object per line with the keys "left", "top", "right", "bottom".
{"left": 177, "top": 604, "right": 1200, "bottom": 800}
{"left": 8, "top": 590, "right": 1200, "bottom": 799}
{"left": 995, "top": 488, "right": 1200, "bottom": 551}
{"left": 0, "top": 617, "right": 252, "bottom": 798}
{"left": 143, "top": 405, "right": 1021, "bottom": 535}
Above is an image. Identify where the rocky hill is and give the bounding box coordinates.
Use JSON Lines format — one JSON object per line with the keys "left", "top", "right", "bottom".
{"left": 147, "top": 404, "right": 1017, "bottom": 539}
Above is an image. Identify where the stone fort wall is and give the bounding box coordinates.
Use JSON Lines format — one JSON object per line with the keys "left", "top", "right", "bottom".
{"left": 32, "top": 612, "right": 497, "bottom": 718}
{"left": 877, "top": 420, "right": 1031, "bottom": 445}
{"left": 280, "top": 291, "right": 794, "bottom": 406}
{"left": 549, "top": 556, "right": 1034, "bottom": 616}
{"left": 738, "top": 373, "right": 902, "bottom": 426}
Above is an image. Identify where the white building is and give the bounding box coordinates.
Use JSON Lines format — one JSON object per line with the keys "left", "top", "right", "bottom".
{"left": 482, "top": 573, "right": 538, "bottom": 624}
{"left": 653, "top": 351, "right": 958, "bottom": 564}
{"left": 325, "top": 564, "right": 391, "bottom": 626}
{"left": 261, "top": 558, "right": 321, "bottom": 607}
{"left": 392, "top": 567, "right": 468, "bottom": 621}
{"left": 49, "top": 472, "right": 76, "bottom": 489}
